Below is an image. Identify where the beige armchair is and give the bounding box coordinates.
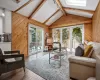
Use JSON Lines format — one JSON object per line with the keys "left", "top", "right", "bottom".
{"left": 69, "top": 56, "right": 96, "bottom": 80}
{"left": 69, "top": 42, "right": 100, "bottom": 80}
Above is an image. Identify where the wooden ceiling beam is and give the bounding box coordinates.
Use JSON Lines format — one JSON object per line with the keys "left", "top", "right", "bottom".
{"left": 43, "top": 9, "right": 60, "bottom": 24}
{"left": 28, "top": 0, "right": 46, "bottom": 19}
{"left": 55, "top": 0, "right": 66, "bottom": 15}
{"left": 14, "top": 0, "right": 33, "bottom": 12}
{"left": 64, "top": 7, "right": 95, "bottom": 14}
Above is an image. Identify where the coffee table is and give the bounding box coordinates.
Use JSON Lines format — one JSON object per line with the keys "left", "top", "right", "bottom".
{"left": 49, "top": 47, "right": 67, "bottom": 67}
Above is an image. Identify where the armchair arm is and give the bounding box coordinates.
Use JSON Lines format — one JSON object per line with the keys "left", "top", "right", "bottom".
{"left": 69, "top": 56, "right": 96, "bottom": 68}
{"left": 4, "top": 50, "right": 20, "bottom": 54}
{"left": 0, "top": 54, "right": 24, "bottom": 60}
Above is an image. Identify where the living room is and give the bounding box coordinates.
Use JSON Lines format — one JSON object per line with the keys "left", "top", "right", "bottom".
{"left": 0, "top": 0, "right": 100, "bottom": 80}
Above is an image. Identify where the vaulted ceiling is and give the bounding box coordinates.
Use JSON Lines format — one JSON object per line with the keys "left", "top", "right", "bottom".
{"left": 0, "top": 0, "right": 99, "bottom": 26}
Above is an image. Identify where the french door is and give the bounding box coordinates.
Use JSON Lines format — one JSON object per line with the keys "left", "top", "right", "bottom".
{"left": 28, "top": 24, "right": 44, "bottom": 56}
{"left": 52, "top": 24, "right": 84, "bottom": 53}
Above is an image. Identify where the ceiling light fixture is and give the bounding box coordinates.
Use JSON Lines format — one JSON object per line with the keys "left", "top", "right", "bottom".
{"left": 2, "top": 8, "right": 5, "bottom": 17}
{"left": 2, "top": 13, "right": 5, "bottom": 17}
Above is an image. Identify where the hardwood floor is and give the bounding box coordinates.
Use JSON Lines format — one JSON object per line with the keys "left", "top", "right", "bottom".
{"left": 0, "top": 68, "right": 45, "bottom": 80}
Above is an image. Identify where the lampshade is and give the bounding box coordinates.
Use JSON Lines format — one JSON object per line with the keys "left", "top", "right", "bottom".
{"left": 47, "top": 37, "right": 53, "bottom": 45}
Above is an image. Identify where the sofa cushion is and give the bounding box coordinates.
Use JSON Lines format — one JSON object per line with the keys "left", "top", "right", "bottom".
{"left": 5, "top": 58, "right": 16, "bottom": 62}
{"left": 69, "top": 56, "right": 96, "bottom": 67}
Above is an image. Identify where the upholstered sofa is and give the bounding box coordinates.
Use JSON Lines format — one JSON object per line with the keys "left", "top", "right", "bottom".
{"left": 69, "top": 42, "right": 100, "bottom": 80}
{"left": 87, "top": 55, "right": 100, "bottom": 80}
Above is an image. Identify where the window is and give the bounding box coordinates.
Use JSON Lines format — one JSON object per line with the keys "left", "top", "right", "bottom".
{"left": 52, "top": 25, "right": 84, "bottom": 53}
{"left": 66, "top": 0, "right": 87, "bottom": 7}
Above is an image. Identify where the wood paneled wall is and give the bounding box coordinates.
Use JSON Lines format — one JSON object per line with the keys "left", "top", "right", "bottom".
{"left": 49, "top": 14, "right": 92, "bottom": 28}
{"left": 12, "top": 12, "right": 48, "bottom": 57}
{"left": 84, "top": 23, "right": 92, "bottom": 41}
{"left": 92, "top": 1, "right": 100, "bottom": 42}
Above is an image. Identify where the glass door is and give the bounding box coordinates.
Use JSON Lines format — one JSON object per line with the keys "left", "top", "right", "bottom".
{"left": 36, "top": 28, "right": 43, "bottom": 50}
{"left": 62, "top": 28, "right": 71, "bottom": 52}
{"left": 28, "top": 24, "right": 44, "bottom": 56}
{"left": 52, "top": 24, "right": 84, "bottom": 53}
{"left": 72, "top": 25, "right": 84, "bottom": 52}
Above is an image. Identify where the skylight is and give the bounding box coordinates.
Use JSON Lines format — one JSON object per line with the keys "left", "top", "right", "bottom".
{"left": 66, "top": 0, "right": 87, "bottom": 7}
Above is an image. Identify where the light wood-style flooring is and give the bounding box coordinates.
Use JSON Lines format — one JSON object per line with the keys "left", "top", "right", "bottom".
{"left": 0, "top": 68, "right": 45, "bottom": 80}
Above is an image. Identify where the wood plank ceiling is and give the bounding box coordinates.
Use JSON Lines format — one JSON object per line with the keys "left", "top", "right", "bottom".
{"left": 0, "top": 0, "right": 99, "bottom": 26}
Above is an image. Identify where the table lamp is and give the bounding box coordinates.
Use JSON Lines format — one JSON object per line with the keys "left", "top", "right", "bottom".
{"left": 47, "top": 37, "right": 53, "bottom": 50}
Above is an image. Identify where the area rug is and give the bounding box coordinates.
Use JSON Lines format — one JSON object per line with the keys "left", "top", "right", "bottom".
{"left": 25, "top": 53, "right": 70, "bottom": 80}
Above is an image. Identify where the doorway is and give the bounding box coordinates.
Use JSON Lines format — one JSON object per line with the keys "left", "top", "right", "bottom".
{"left": 52, "top": 24, "right": 84, "bottom": 53}
{"left": 28, "top": 24, "right": 44, "bottom": 56}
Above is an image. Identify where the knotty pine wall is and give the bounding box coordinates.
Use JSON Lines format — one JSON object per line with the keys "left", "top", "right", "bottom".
{"left": 84, "top": 23, "right": 92, "bottom": 41}
{"left": 92, "top": 1, "right": 100, "bottom": 42}
{"left": 12, "top": 12, "right": 48, "bottom": 57}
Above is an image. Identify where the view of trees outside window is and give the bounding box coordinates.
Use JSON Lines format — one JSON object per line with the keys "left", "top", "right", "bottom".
{"left": 36, "top": 29, "right": 42, "bottom": 46}
{"left": 31, "top": 27, "right": 36, "bottom": 42}
{"left": 30, "top": 27, "right": 42, "bottom": 45}
{"left": 29, "top": 25, "right": 43, "bottom": 55}
{"left": 52, "top": 25, "right": 84, "bottom": 52}
{"left": 62, "top": 28, "right": 70, "bottom": 49}
{"left": 53, "top": 29, "right": 60, "bottom": 42}
{"left": 72, "top": 26, "right": 83, "bottom": 52}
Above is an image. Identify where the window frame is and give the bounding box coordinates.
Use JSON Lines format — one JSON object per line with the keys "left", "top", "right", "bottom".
{"left": 66, "top": 0, "right": 87, "bottom": 7}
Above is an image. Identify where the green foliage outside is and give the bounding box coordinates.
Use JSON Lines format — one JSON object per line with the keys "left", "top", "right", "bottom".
{"left": 30, "top": 27, "right": 42, "bottom": 43}
{"left": 72, "top": 27, "right": 82, "bottom": 43}
{"left": 36, "top": 30, "right": 42, "bottom": 42}
{"left": 62, "top": 28, "right": 69, "bottom": 47}
{"left": 62, "top": 28, "right": 69, "bottom": 40}
{"left": 31, "top": 27, "right": 36, "bottom": 42}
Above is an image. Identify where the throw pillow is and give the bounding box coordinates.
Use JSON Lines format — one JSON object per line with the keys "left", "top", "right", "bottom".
{"left": 4, "top": 54, "right": 16, "bottom": 62}
{"left": 84, "top": 45, "right": 93, "bottom": 57}
{"left": 88, "top": 48, "right": 94, "bottom": 58}
{"left": 75, "top": 46, "right": 84, "bottom": 56}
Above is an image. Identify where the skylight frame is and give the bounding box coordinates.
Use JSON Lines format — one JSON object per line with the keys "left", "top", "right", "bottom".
{"left": 66, "top": 0, "right": 87, "bottom": 7}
